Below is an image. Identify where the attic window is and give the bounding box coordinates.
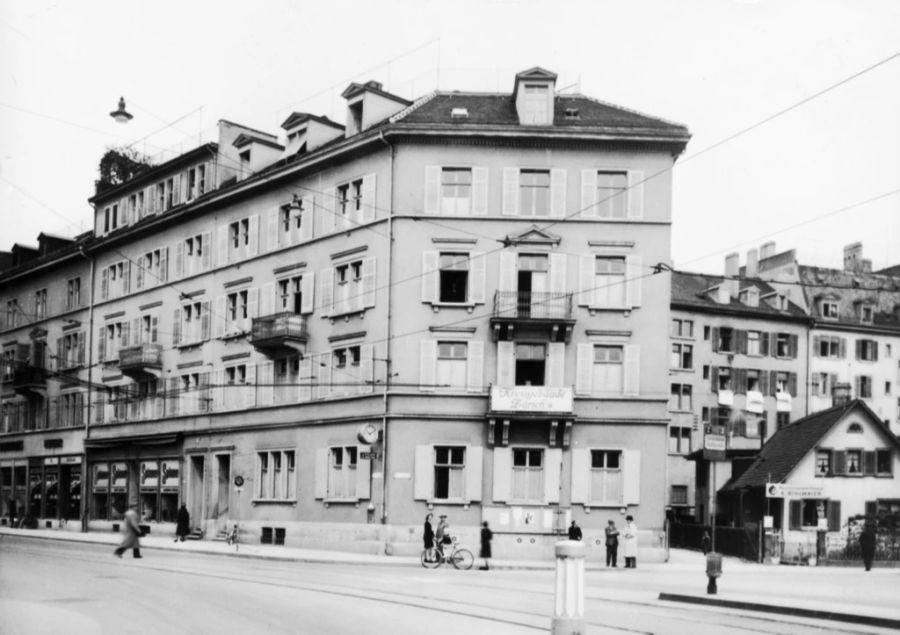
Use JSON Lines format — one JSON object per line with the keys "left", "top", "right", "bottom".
{"left": 451, "top": 107, "right": 469, "bottom": 119}
{"left": 847, "top": 422, "right": 863, "bottom": 433}
{"left": 564, "top": 108, "right": 580, "bottom": 120}
{"left": 859, "top": 304, "right": 874, "bottom": 323}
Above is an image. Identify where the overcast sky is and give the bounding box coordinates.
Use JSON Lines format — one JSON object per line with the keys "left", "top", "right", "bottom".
{"left": 1, "top": 0, "right": 898, "bottom": 274}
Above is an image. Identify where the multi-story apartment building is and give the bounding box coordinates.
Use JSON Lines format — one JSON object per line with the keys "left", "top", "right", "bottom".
{"left": 0, "top": 67, "right": 691, "bottom": 558}
{"left": 668, "top": 255, "right": 811, "bottom": 524}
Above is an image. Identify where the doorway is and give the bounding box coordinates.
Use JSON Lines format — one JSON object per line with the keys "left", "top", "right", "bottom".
{"left": 215, "top": 454, "right": 230, "bottom": 527}
{"left": 518, "top": 254, "right": 548, "bottom": 318}
{"left": 189, "top": 455, "right": 205, "bottom": 525}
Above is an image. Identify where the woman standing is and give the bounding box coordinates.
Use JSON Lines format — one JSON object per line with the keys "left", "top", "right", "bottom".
{"left": 623, "top": 515, "right": 638, "bottom": 568}
{"left": 423, "top": 513, "right": 435, "bottom": 562}
{"left": 479, "top": 521, "right": 493, "bottom": 570}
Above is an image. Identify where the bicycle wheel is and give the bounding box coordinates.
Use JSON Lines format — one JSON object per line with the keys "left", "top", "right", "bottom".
{"left": 450, "top": 548, "right": 474, "bottom": 570}
{"left": 421, "top": 549, "right": 441, "bottom": 569}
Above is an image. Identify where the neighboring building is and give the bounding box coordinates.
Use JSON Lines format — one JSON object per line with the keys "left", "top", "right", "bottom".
{"left": 0, "top": 67, "right": 691, "bottom": 559}
{"left": 668, "top": 258, "right": 810, "bottom": 523}
{"left": 720, "top": 399, "right": 900, "bottom": 562}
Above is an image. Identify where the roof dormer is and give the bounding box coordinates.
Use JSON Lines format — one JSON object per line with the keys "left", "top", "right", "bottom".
{"left": 340, "top": 80, "right": 411, "bottom": 137}
{"left": 232, "top": 133, "right": 283, "bottom": 182}
{"left": 280, "top": 113, "right": 345, "bottom": 157}
{"left": 512, "top": 67, "right": 557, "bottom": 126}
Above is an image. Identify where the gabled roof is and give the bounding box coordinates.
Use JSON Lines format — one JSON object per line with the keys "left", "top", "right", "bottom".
{"left": 503, "top": 225, "right": 561, "bottom": 247}
{"left": 232, "top": 133, "right": 284, "bottom": 151}
{"left": 341, "top": 80, "right": 412, "bottom": 105}
{"left": 725, "top": 400, "right": 899, "bottom": 490}
{"left": 280, "top": 112, "right": 344, "bottom": 131}
{"left": 670, "top": 270, "right": 808, "bottom": 319}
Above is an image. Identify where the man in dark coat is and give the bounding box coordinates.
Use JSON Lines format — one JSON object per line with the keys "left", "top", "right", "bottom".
{"left": 568, "top": 520, "right": 583, "bottom": 541}
{"left": 605, "top": 519, "right": 620, "bottom": 567}
{"left": 860, "top": 522, "right": 876, "bottom": 571}
{"left": 114, "top": 505, "right": 143, "bottom": 559}
{"left": 175, "top": 504, "right": 190, "bottom": 542}
{"left": 423, "top": 513, "right": 435, "bottom": 562}
{"left": 479, "top": 521, "right": 493, "bottom": 570}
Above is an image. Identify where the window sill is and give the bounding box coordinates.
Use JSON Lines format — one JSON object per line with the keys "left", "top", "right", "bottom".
{"left": 429, "top": 302, "right": 476, "bottom": 314}
{"left": 252, "top": 498, "right": 297, "bottom": 506}
{"left": 426, "top": 499, "right": 470, "bottom": 510}
{"left": 220, "top": 330, "right": 248, "bottom": 341}
{"left": 322, "top": 498, "right": 362, "bottom": 508}
{"left": 587, "top": 306, "right": 631, "bottom": 316}
{"left": 582, "top": 502, "right": 624, "bottom": 511}
{"left": 670, "top": 367, "right": 693, "bottom": 373}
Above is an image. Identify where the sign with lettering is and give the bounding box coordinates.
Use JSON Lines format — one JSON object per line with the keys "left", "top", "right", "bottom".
{"left": 776, "top": 391, "right": 793, "bottom": 412}
{"left": 704, "top": 434, "right": 726, "bottom": 451}
{"left": 765, "top": 483, "right": 825, "bottom": 499}
{"left": 490, "top": 386, "right": 573, "bottom": 413}
{"left": 359, "top": 451, "right": 379, "bottom": 460}
{"left": 110, "top": 462, "right": 128, "bottom": 492}
{"left": 160, "top": 460, "right": 179, "bottom": 490}
{"left": 93, "top": 463, "right": 109, "bottom": 491}
{"left": 140, "top": 461, "right": 159, "bottom": 489}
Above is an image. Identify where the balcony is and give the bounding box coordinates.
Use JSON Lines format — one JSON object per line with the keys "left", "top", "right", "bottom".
{"left": 487, "top": 385, "right": 575, "bottom": 448}
{"left": 10, "top": 365, "right": 48, "bottom": 397}
{"left": 118, "top": 344, "right": 163, "bottom": 380}
{"left": 490, "top": 291, "right": 574, "bottom": 342}
{"left": 249, "top": 312, "right": 309, "bottom": 356}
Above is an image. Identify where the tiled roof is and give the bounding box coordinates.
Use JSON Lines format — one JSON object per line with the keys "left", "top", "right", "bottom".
{"left": 670, "top": 271, "right": 807, "bottom": 318}
{"left": 798, "top": 265, "right": 900, "bottom": 327}
{"left": 395, "top": 92, "right": 689, "bottom": 135}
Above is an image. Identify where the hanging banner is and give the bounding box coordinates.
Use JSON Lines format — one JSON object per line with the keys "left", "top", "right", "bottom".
{"left": 140, "top": 461, "right": 159, "bottom": 489}
{"left": 93, "top": 463, "right": 109, "bottom": 491}
{"left": 110, "top": 462, "right": 128, "bottom": 492}
{"left": 160, "top": 460, "right": 180, "bottom": 491}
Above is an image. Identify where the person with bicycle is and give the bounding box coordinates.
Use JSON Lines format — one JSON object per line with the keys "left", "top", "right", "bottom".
{"left": 435, "top": 514, "right": 451, "bottom": 560}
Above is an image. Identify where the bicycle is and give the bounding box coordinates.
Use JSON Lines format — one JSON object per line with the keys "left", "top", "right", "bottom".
{"left": 421, "top": 537, "right": 474, "bottom": 570}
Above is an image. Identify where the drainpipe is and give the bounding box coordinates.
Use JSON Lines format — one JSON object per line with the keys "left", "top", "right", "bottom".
{"left": 805, "top": 318, "right": 812, "bottom": 417}
{"left": 78, "top": 245, "right": 95, "bottom": 533}
{"left": 378, "top": 130, "right": 395, "bottom": 528}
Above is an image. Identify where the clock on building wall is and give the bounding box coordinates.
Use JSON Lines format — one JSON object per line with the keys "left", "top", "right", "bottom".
{"left": 357, "top": 423, "right": 379, "bottom": 445}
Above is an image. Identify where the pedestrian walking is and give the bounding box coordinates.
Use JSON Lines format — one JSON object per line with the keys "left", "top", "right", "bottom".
{"left": 423, "top": 512, "right": 436, "bottom": 562}
{"left": 605, "top": 519, "right": 620, "bottom": 567}
{"left": 479, "top": 521, "right": 493, "bottom": 570}
{"left": 175, "top": 504, "right": 190, "bottom": 542}
{"left": 701, "top": 530, "right": 711, "bottom": 556}
{"left": 623, "top": 515, "right": 638, "bottom": 568}
{"left": 568, "top": 520, "right": 582, "bottom": 541}
{"left": 113, "top": 505, "right": 143, "bottom": 559}
{"left": 860, "top": 522, "right": 876, "bottom": 571}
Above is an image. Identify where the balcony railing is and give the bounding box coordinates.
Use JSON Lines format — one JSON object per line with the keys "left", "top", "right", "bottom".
{"left": 250, "top": 312, "right": 309, "bottom": 355}
{"left": 119, "top": 344, "right": 163, "bottom": 371}
{"left": 493, "top": 291, "right": 574, "bottom": 320}
{"left": 11, "top": 365, "right": 48, "bottom": 395}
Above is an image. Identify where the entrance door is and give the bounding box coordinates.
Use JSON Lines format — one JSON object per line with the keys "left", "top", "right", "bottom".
{"left": 189, "top": 455, "right": 205, "bottom": 525}
{"left": 215, "top": 454, "right": 230, "bottom": 528}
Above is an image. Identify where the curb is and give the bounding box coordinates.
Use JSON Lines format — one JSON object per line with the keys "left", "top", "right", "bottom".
{"left": 658, "top": 593, "right": 900, "bottom": 630}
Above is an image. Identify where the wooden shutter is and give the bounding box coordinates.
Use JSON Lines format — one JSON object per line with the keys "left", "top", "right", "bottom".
{"left": 77, "top": 332, "right": 85, "bottom": 365}
{"left": 838, "top": 338, "right": 846, "bottom": 359}
{"left": 248, "top": 214, "right": 259, "bottom": 257}
{"left": 789, "top": 334, "right": 799, "bottom": 359}
{"left": 578, "top": 255, "right": 594, "bottom": 307}
{"left": 789, "top": 499, "right": 802, "bottom": 530}
{"left": 314, "top": 448, "right": 328, "bottom": 499}
{"left": 258, "top": 362, "right": 274, "bottom": 406}
{"left": 260, "top": 282, "right": 275, "bottom": 318}
{"left": 812, "top": 336, "right": 821, "bottom": 357}
{"left": 361, "top": 257, "right": 376, "bottom": 309}
{"left": 760, "top": 331, "right": 769, "bottom": 356}
{"left": 710, "top": 366, "right": 718, "bottom": 392}
{"left": 492, "top": 447, "right": 512, "bottom": 502}
{"left": 424, "top": 166, "right": 441, "bottom": 214}
{"left": 413, "top": 445, "right": 433, "bottom": 500}
{"left": 769, "top": 371, "right": 779, "bottom": 396}
{"left": 360, "top": 174, "right": 376, "bottom": 222}
{"left": 321, "top": 188, "right": 335, "bottom": 234}
{"left": 244, "top": 364, "right": 257, "bottom": 408}
{"left": 550, "top": 168, "right": 567, "bottom": 218}
{"left": 214, "top": 296, "right": 226, "bottom": 339}
{"left": 627, "top": 170, "right": 644, "bottom": 220}
{"left": 827, "top": 500, "right": 841, "bottom": 531}
{"left": 626, "top": 254, "right": 642, "bottom": 308}
{"left": 470, "top": 252, "right": 486, "bottom": 304}
{"left": 174, "top": 241, "right": 184, "bottom": 279}
{"left": 100, "top": 268, "right": 108, "bottom": 300}
{"left": 217, "top": 225, "right": 229, "bottom": 267}
{"left": 266, "top": 205, "right": 280, "bottom": 251}
{"left": 580, "top": 169, "right": 597, "bottom": 218}
{"left": 833, "top": 450, "right": 847, "bottom": 475}
{"left": 316, "top": 353, "right": 332, "bottom": 399}
{"left": 319, "top": 267, "right": 334, "bottom": 316}
{"left": 136, "top": 259, "right": 144, "bottom": 290}
{"left": 544, "top": 448, "right": 562, "bottom": 503}
{"left": 623, "top": 345, "right": 640, "bottom": 397}
{"left": 172, "top": 308, "right": 183, "bottom": 346}
{"left": 356, "top": 446, "right": 372, "bottom": 500}
{"left": 788, "top": 373, "right": 798, "bottom": 396}
{"left": 571, "top": 449, "right": 590, "bottom": 504}
{"left": 710, "top": 327, "right": 719, "bottom": 352}
{"left": 498, "top": 251, "right": 517, "bottom": 293}
{"left": 547, "top": 342, "right": 565, "bottom": 387}
{"left": 863, "top": 451, "right": 876, "bottom": 475}
{"left": 299, "top": 273, "right": 314, "bottom": 314}
{"left": 466, "top": 341, "right": 484, "bottom": 393}
{"left": 733, "top": 368, "right": 747, "bottom": 394}
{"left": 300, "top": 196, "right": 315, "bottom": 241}
{"left": 122, "top": 261, "right": 131, "bottom": 295}
{"left": 549, "top": 253, "right": 567, "bottom": 295}
{"left": 421, "top": 251, "right": 439, "bottom": 303}
{"left": 575, "top": 343, "right": 593, "bottom": 395}
{"left": 200, "top": 301, "right": 211, "bottom": 341}
{"left": 465, "top": 446, "right": 483, "bottom": 502}
{"left": 471, "top": 167, "right": 488, "bottom": 216}
{"left": 358, "top": 344, "right": 374, "bottom": 394}
{"left": 211, "top": 369, "right": 224, "bottom": 412}
{"left": 623, "top": 449, "right": 641, "bottom": 504}
{"left": 496, "top": 341, "right": 515, "bottom": 388}
{"left": 419, "top": 340, "right": 437, "bottom": 393}
{"left": 298, "top": 357, "right": 312, "bottom": 402}
{"left": 502, "top": 167, "right": 519, "bottom": 215}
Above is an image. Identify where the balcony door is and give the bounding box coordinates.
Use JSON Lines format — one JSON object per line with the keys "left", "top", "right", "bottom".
{"left": 518, "top": 254, "right": 548, "bottom": 318}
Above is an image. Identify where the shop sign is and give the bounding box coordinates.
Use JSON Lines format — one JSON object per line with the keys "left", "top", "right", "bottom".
{"left": 704, "top": 434, "right": 726, "bottom": 451}
{"left": 140, "top": 461, "right": 159, "bottom": 489}
{"left": 160, "top": 460, "right": 179, "bottom": 491}
{"left": 765, "top": 483, "right": 825, "bottom": 499}
{"left": 776, "top": 391, "right": 792, "bottom": 412}
{"left": 490, "top": 386, "right": 573, "bottom": 413}
{"left": 110, "top": 462, "right": 128, "bottom": 492}
{"left": 359, "top": 451, "right": 379, "bottom": 460}
{"left": 60, "top": 456, "right": 82, "bottom": 465}
{"left": 44, "top": 457, "right": 60, "bottom": 466}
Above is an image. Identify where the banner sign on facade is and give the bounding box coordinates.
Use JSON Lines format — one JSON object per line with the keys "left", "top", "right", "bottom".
{"left": 776, "top": 392, "right": 793, "bottom": 412}
{"left": 160, "top": 460, "right": 179, "bottom": 490}
{"left": 93, "top": 463, "right": 109, "bottom": 491}
{"left": 140, "top": 461, "right": 159, "bottom": 489}
{"left": 765, "top": 483, "right": 825, "bottom": 499}
{"left": 110, "top": 462, "right": 128, "bottom": 492}
{"left": 746, "top": 390, "right": 764, "bottom": 414}
{"left": 490, "top": 386, "right": 573, "bottom": 413}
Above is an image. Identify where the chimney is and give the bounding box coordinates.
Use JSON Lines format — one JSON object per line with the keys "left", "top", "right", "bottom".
{"left": 724, "top": 252, "right": 740, "bottom": 300}
{"left": 746, "top": 248, "right": 759, "bottom": 278}
{"left": 832, "top": 383, "right": 852, "bottom": 407}
{"left": 759, "top": 241, "right": 776, "bottom": 260}
{"left": 843, "top": 242, "right": 863, "bottom": 273}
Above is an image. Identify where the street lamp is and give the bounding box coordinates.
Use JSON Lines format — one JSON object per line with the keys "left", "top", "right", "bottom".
{"left": 109, "top": 97, "right": 133, "bottom": 124}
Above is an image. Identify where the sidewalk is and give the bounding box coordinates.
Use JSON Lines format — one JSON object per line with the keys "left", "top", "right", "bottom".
{"left": 3, "top": 527, "right": 898, "bottom": 628}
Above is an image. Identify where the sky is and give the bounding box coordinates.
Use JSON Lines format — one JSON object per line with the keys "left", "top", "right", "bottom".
{"left": 1, "top": 0, "right": 898, "bottom": 275}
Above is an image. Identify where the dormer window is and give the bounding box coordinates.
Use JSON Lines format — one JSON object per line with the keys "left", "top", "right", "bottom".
{"left": 451, "top": 108, "right": 468, "bottom": 119}
{"left": 860, "top": 304, "right": 874, "bottom": 323}
{"left": 564, "top": 107, "right": 580, "bottom": 120}
{"left": 521, "top": 84, "right": 550, "bottom": 124}
{"left": 822, "top": 300, "right": 838, "bottom": 319}
{"left": 348, "top": 101, "right": 363, "bottom": 135}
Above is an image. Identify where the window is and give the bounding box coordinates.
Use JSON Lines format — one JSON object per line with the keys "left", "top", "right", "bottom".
{"left": 671, "top": 343, "right": 693, "bottom": 369}
{"left": 857, "top": 375, "right": 873, "bottom": 399}
{"left": 59, "top": 332, "right": 85, "bottom": 369}
{"left": 816, "top": 450, "right": 832, "bottom": 476}
{"left": 592, "top": 345, "right": 623, "bottom": 394}
{"left": 812, "top": 372, "right": 834, "bottom": 397}
{"left": 337, "top": 178, "right": 363, "bottom": 229}
{"left": 438, "top": 253, "right": 469, "bottom": 303}
{"left": 66, "top": 278, "right": 81, "bottom": 311}
{"left": 671, "top": 485, "right": 689, "bottom": 506}
{"left": 773, "top": 371, "right": 791, "bottom": 395}
{"left": 746, "top": 369, "right": 761, "bottom": 392}
{"left": 860, "top": 305, "right": 874, "bottom": 323}
{"left": 817, "top": 336, "right": 842, "bottom": 358}
{"left": 101, "top": 321, "right": 124, "bottom": 362}
{"left": 441, "top": 168, "right": 472, "bottom": 215}
{"left": 671, "top": 319, "right": 693, "bottom": 338}
{"left": 257, "top": 450, "right": 296, "bottom": 500}
{"left": 595, "top": 171, "right": 627, "bottom": 219}
{"left": 230, "top": 218, "right": 250, "bottom": 249}
{"left": 436, "top": 342, "right": 467, "bottom": 389}
{"left": 774, "top": 333, "right": 793, "bottom": 358}
{"left": 278, "top": 197, "right": 309, "bottom": 245}
{"left": 822, "top": 301, "right": 838, "bottom": 319}
{"left": 333, "top": 259, "right": 364, "bottom": 314}
{"left": 165, "top": 177, "right": 175, "bottom": 210}
{"left": 516, "top": 343, "right": 546, "bottom": 386}
{"left": 137, "top": 314, "right": 158, "bottom": 345}
{"left": 172, "top": 372, "right": 208, "bottom": 414}
{"left": 511, "top": 448, "right": 544, "bottom": 502}
{"left": 876, "top": 449, "right": 892, "bottom": 475}
{"left": 669, "top": 426, "right": 691, "bottom": 454}
{"left": 716, "top": 327, "right": 734, "bottom": 353}
{"left": 138, "top": 248, "right": 166, "bottom": 289}
{"left": 776, "top": 411, "right": 790, "bottom": 430}
{"left": 434, "top": 446, "right": 465, "bottom": 499}
{"left": 716, "top": 367, "right": 732, "bottom": 391}
{"left": 273, "top": 356, "right": 301, "bottom": 404}
{"left": 594, "top": 256, "right": 626, "bottom": 308}
{"left": 846, "top": 450, "right": 862, "bottom": 474}
{"left": 156, "top": 183, "right": 165, "bottom": 212}
{"left": 59, "top": 392, "right": 84, "bottom": 427}
{"left": 223, "top": 363, "right": 251, "bottom": 410}
{"left": 331, "top": 345, "right": 362, "bottom": 396}
{"left": 790, "top": 499, "right": 839, "bottom": 530}
{"left": 187, "top": 164, "right": 207, "bottom": 200}
{"left": 176, "top": 301, "right": 207, "bottom": 345}
{"left": 328, "top": 446, "right": 358, "bottom": 499}
{"left": 5, "top": 299, "right": 18, "bottom": 328}
{"left": 589, "top": 450, "right": 622, "bottom": 504}
{"left": 103, "top": 204, "right": 119, "bottom": 233}
{"left": 745, "top": 331, "right": 761, "bottom": 356}
{"left": 857, "top": 339, "right": 878, "bottom": 362}
{"left": 670, "top": 384, "right": 692, "bottom": 412}
{"left": 226, "top": 290, "right": 249, "bottom": 334}
{"left": 886, "top": 381, "right": 892, "bottom": 396}
{"left": 519, "top": 169, "right": 551, "bottom": 217}
{"left": 278, "top": 276, "right": 305, "bottom": 314}
{"left": 33, "top": 288, "right": 47, "bottom": 319}
{"left": 102, "top": 261, "right": 130, "bottom": 299}
{"left": 521, "top": 83, "right": 550, "bottom": 123}
{"left": 183, "top": 234, "right": 206, "bottom": 276}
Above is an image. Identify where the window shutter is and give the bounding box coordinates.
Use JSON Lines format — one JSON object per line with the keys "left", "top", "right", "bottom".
{"left": 492, "top": 447, "right": 512, "bottom": 502}
{"left": 172, "top": 308, "right": 183, "bottom": 346}
{"left": 710, "top": 327, "right": 719, "bottom": 352}
{"left": 760, "top": 331, "right": 769, "bottom": 356}
{"left": 865, "top": 501, "right": 878, "bottom": 518}
{"left": 361, "top": 257, "right": 376, "bottom": 309}
{"left": 863, "top": 451, "right": 876, "bottom": 475}
{"left": 413, "top": 445, "right": 433, "bottom": 500}
{"left": 789, "top": 500, "right": 802, "bottom": 530}
{"left": 321, "top": 189, "right": 335, "bottom": 234}
{"left": 136, "top": 259, "right": 144, "bottom": 290}
{"left": 550, "top": 168, "right": 567, "bottom": 218}
{"left": 496, "top": 341, "right": 515, "bottom": 388}
{"left": 789, "top": 334, "right": 799, "bottom": 359}
{"left": 758, "top": 371, "right": 768, "bottom": 396}
{"left": 266, "top": 206, "right": 280, "bottom": 251}
{"left": 465, "top": 446, "right": 483, "bottom": 502}
{"left": 421, "top": 251, "right": 439, "bottom": 303}
{"left": 159, "top": 247, "right": 168, "bottom": 283}
{"left": 299, "top": 273, "right": 314, "bottom": 314}
{"left": 200, "top": 301, "right": 211, "bottom": 341}
{"left": 873, "top": 341, "right": 879, "bottom": 361}
{"left": 122, "top": 261, "right": 131, "bottom": 295}
{"left": 769, "top": 371, "right": 778, "bottom": 396}
{"left": 623, "top": 345, "right": 640, "bottom": 397}
{"left": 547, "top": 342, "right": 565, "bottom": 387}
{"left": 502, "top": 167, "right": 519, "bottom": 215}
{"left": 424, "top": 166, "right": 441, "bottom": 215}
{"left": 623, "top": 449, "right": 641, "bottom": 504}
{"left": 217, "top": 225, "right": 229, "bottom": 267}
{"left": 260, "top": 282, "right": 275, "bottom": 317}
{"left": 244, "top": 364, "right": 257, "bottom": 408}
{"left": 77, "top": 332, "right": 85, "bottom": 365}
{"left": 247, "top": 288, "right": 259, "bottom": 329}
{"left": 812, "top": 336, "right": 821, "bottom": 357}
{"left": 358, "top": 344, "right": 374, "bottom": 394}
{"left": 788, "top": 372, "right": 798, "bottom": 396}
{"left": 420, "top": 339, "right": 437, "bottom": 392}
{"left": 258, "top": 361, "right": 274, "bottom": 406}
{"left": 247, "top": 214, "right": 259, "bottom": 258}
{"left": 839, "top": 338, "right": 846, "bottom": 359}
{"left": 214, "top": 296, "right": 226, "bottom": 339}
{"left": 298, "top": 357, "right": 312, "bottom": 402}
{"left": 469, "top": 252, "right": 486, "bottom": 304}
{"left": 855, "top": 339, "right": 862, "bottom": 360}
{"left": 498, "top": 251, "right": 517, "bottom": 294}
{"left": 578, "top": 255, "right": 594, "bottom": 307}
{"left": 833, "top": 450, "right": 847, "bottom": 475}
{"left": 360, "top": 174, "right": 376, "bottom": 222}
{"left": 356, "top": 445, "right": 372, "bottom": 500}
{"left": 580, "top": 169, "right": 597, "bottom": 218}
{"left": 735, "top": 330, "right": 746, "bottom": 355}
{"left": 575, "top": 343, "right": 593, "bottom": 395}
{"left": 174, "top": 241, "right": 184, "bottom": 279}
{"left": 315, "top": 353, "right": 332, "bottom": 399}
{"left": 466, "top": 341, "right": 484, "bottom": 393}
{"left": 319, "top": 267, "right": 334, "bottom": 316}
{"left": 167, "top": 378, "right": 179, "bottom": 416}
{"left": 100, "top": 268, "right": 109, "bottom": 300}
{"left": 471, "top": 167, "right": 488, "bottom": 216}
{"left": 549, "top": 253, "right": 567, "bottom": 295}
{"left": 300, "top": 196, "right": 315, "bottom": 241}
{"left": 627, "top": 170, "right": 644, "bottom": 220}
{"left": 625, "top": 254, "right": 642, "bottom": 308}
{"left": 544, "top": 448, "right": 562, "bottom": 504}
{"left": 314, "top": 448, "right": 328, "bottom": 499}
{"left": 131, "top": 318, "right": 140, "bottom": 346}
{"left": 211, "top": 369, "right": 224, "bottom": 412}
{"left": 734, "top": 368, "right": 746, "bottom": 394}
{"left": 827, "top": 500, "right": 841, "bottom": 531}
{"left": 199, "top": 231, "right": 211, "bottom": 271}
{"left": 571, "top": 449, "right": 590, "bottom": 504}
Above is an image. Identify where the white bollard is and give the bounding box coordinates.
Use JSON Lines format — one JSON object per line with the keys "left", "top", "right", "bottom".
{"left": 552, "top": 540, "right": 587, "bottom": 635}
